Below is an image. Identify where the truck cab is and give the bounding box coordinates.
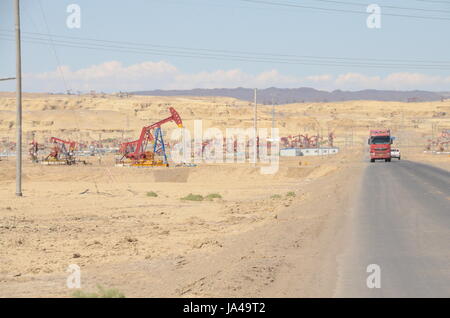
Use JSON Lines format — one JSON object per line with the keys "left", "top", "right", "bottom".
{"left": 368, "top": 130, "right": 392, "bottom": 162}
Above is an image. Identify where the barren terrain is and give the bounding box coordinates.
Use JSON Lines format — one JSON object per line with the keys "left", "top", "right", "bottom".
{"left": 0, "top": 94, "right": 448, "bottom": 297}
{"left": 0, "top": 92, "right": 449, "bottom": 148}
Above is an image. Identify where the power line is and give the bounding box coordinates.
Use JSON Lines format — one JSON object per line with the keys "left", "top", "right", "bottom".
{"left": 1, "top": 33, "right": 450, "bottom": 70}
{"left": 239, "top": 0, "right": 450, "bottom": 21}
{"left": 37, "top": 0, "right": 69, "bottom": 93}
{"left": 9, "top": 29, "right": 450, "bottom": 64}
{"left": 14, "top": 0, "right": 23, "bottom": 197}
{"left": 1, "top": 29, "right": 450, "bottom": 67}
{"left": 22, "top": 2, "right": 41, "bottom": 31}
{"left": 414, "top": 0, "right": 450, "bottom": 4}
{"left": 306, "top": 0, "right": 450, "bottom": 14}
{"left": 167, "top": 0, "right": 450, "bottom": 11}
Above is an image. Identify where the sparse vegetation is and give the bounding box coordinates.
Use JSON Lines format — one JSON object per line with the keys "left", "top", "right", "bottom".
{"left": 146, "top": 191, "right": 158, "bottom": 197}
{"left": 271, "top": 194, "right": 282, "bottom": 199}
{"left": 205, "top": 193, "right": 222, "bottom": 201}
{"left": 286, "top": 192, "right": 296, "bottom": 197}
{"left": 72, "top": 285, "right": 125, "bottom": 298}
{"left": 181, "top": 193, "right": 204, "bottom": 201}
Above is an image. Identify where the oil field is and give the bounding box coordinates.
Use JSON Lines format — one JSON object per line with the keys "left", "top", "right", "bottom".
{"left": 0, "top": 92, "right": 449, "bottom": 297}
{"left": 1, "top": 0, "right": 450, "bottom": 300}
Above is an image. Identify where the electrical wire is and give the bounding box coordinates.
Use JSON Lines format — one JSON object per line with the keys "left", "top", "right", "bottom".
{"left": 1, "top": 33, "right": 450, "bottom": 70}
{"left": 0, "top": 30, "right": 449, "bottom": 69}
{"left": 239, "top": 0, "right": 450, "bottom": 21}
{"left": 414, "top": 0, "right": 450, "bottom": 4}
{"left": 37, "top": 0, "right": 69, "bottom": 93}
{"left": 305, "top": 0, "right": 450, "bottom": 14}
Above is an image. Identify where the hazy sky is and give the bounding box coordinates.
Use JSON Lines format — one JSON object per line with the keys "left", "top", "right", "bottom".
{"left": 1, "top": 0, "right": 450, "bottom": 92}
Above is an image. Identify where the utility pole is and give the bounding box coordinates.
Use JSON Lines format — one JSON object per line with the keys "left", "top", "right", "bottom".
{"left": 253, "top": 88, "right": 257, "bottom": 166}
{"left": 15, "top": 0, "right": 23, "bottom": 197}
{"left": 271, "top": 94, "right": 275, "bottom": 131}
{"left": 351, "top": 126, "right": 354, "bottom": 147}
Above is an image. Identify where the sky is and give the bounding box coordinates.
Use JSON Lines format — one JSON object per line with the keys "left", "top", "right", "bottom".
{"left": 0, "top": 0, "right": 450, "bottom": 92}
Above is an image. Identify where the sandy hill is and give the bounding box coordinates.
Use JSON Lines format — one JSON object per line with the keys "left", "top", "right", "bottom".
{"left": 0, "top": 92, "right": 449, "bottom": 148}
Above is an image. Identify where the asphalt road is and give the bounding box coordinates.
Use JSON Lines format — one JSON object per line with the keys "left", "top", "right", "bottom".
{"left": 335, "top": 160, "right": 450, "bottom": 297}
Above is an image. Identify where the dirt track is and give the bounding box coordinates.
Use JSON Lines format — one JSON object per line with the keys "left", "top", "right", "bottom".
{"left": 0, "top": 150, "right": 362, "bottom": 297}
{"left": 1, "top": 147, "right": 449, "bottom": 297}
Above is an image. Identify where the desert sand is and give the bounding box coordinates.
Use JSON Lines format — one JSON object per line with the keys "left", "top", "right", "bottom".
{"left": 0, "top": 93, "right": 448, "bottom": 297}
{"left": 0, "top": 92, "right": 449, "bottom": 147}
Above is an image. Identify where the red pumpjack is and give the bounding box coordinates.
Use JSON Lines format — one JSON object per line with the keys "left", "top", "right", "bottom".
{"left": 44, "top": 137, "right": 85, "bottom": 165}
{"left": 118, "top": 107, "right": 183, "bottom": 166}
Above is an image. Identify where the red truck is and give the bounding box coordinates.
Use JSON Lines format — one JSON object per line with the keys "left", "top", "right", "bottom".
{"left": 368, "top": 129, "right": 392, "bottom": 162}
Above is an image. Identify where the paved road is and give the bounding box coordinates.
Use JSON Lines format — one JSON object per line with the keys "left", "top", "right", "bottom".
{"left": 335, "top": 160, "right": 450, "bottom": 297}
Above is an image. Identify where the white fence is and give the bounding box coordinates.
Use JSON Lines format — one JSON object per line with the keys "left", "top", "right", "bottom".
{"left": 280, "top": 147, "right": 339, "bottom": 157}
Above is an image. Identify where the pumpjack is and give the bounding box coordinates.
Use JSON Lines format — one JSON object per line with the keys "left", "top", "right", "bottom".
{"left": 117, "top": 107, "right": 183, "bottom": 167}
{"left": 29, "top": 140, "right": 44, "bottom": 163}
{"left": 42, "top": 137, "right": 85, "bottom": 165}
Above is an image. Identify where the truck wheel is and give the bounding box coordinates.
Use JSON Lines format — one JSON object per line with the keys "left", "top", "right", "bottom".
{"left": 370, "top": 159, "right": 375, "bottom": 163}
{"left": 399, "top": 157, "right": 401, "bottom": 160}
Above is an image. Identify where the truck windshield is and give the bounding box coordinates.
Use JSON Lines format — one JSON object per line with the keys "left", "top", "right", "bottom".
{"left": 370, "top": 136, "right": 391, "bottom": 144}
